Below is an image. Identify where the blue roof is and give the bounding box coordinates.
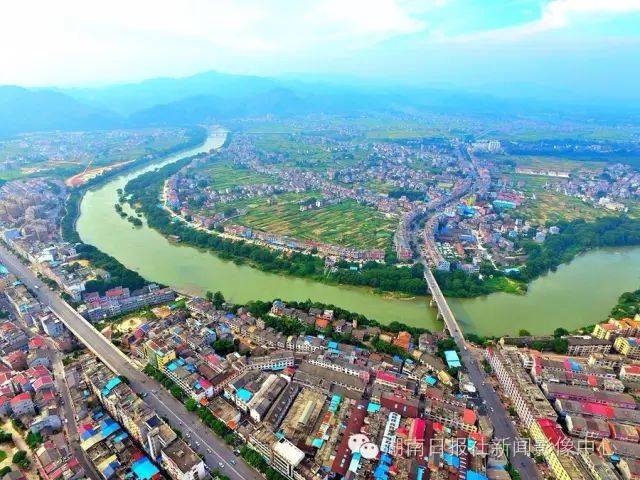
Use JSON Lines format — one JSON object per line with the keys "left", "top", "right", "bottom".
{"left": 467, "top": 471, "right": 488, "bottom": 480}
{"left": 443, "top": 453, "right": 460, "bottom": 468}
{"left": 237, "top": 388, "right": 253, "bottom": 402}
{"left": 367, "top": 402, "right": 381, "bottom": 413}
{"left": 100, "top": 419, "right": 121, "bottom": 438}
{"left": 424, "top": 376, "right": 437, "bottom": 385}
{"left": 348, "top": 452, "right": 361, "bottom": 473}
{"left": 101, "top": 377, "right": 122, "bottom": 397}
{"left": 444, "top": 350, "right": 462, "bottom": 368}
{"left": 102, "top": 460, "right": 119, "bottom": 479}
{"left": 131, "top": 457, "right": 159, "bottom": 480}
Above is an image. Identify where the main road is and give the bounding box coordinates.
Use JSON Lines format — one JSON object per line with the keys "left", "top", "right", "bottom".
{"left": 419, "top": 147, "right": 539, "bottom": 479}
{"left": 0, "top": 242, "right": 259, "bottom": 480}
{"left": 424, "top": 269, "right": 539, "bottom": 478}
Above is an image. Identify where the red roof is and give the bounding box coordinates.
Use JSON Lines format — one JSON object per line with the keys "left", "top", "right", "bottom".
{"left": 5, "top": 350, "right": 26, "bottom": 361}
{"left": 537, "top": 418, "right": 573, "bottom": 451}
{"left": 10, "top": 391, "right": 31, "bottom": 405}
{"left": 29, "top": 336, "right": 46, "bottom": 349}
{"left": 331, "top": 401, "right": 367, "bottom": 476}
{"left": 33, "top": 375, "right": 54, "bottom": 390}
{"left": 623, "top": 365, "right": 640, "bottom": 375}
{"left": 106, "top": 287, "right": 126, "bottom": 298}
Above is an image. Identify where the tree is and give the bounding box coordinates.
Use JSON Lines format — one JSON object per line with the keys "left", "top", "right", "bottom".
{"left": 185, "top": 398, "right": 198, "bottom": 412}
{"left": 212, "top": 291, "right": 225, "bottom": 308}
{"left": 26, "top": 431, "right": 43, "bottom": 449}
{"left": 12, "top": 450, "right": 30, "bottom": 469}
{"left": 170, "top": 385, "right": 184, "bottom": 400}
{"left": 518, "top": 329, "right": 531, "bottom": 336}
{"left": 553, "top": 327, "right": 569, "bottom": 338}
{"left": 212, "top": 339, "right": 235, "bottom": 355}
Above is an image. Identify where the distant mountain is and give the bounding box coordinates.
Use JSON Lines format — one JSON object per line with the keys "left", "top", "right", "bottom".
{"left": 3, "top": 70, "right": 636, "bottom": 138}
{"left": 62, "top": 71, "right": 280, "bottom": 116}
{"left": 0, "top": 86, "right": 119, "bottom": 137}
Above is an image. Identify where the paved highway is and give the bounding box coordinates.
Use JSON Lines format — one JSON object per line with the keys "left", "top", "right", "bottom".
{"left": 422, "top": 250, "right": 539, "bottom": 478}
{"left": 0, "top": 243, "right": 259, "bottom": 480}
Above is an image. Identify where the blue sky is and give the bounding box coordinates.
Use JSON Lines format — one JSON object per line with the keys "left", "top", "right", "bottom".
{"left": 2, "top": 0, "right": 640, "bottom": 100}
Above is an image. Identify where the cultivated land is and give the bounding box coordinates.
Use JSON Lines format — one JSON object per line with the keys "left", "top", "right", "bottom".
{"left": 511, "top": 173, "right": 607, "bottom": 223}
{"left": 510, "top": 154, "right": 606, "bottom": 172}
{"left": 206, "top": 162, "right": 274, "bottom": 189}
{"left": 233, "top": 196, "right": 396, "bottom": 250}
{"left": 252, "top": 134, "right": 366, "bottom": 170}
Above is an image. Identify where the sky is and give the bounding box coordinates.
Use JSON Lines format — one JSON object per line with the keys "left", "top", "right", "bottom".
{"left": 2, "top": 0, "right": 640, "bottom": 100}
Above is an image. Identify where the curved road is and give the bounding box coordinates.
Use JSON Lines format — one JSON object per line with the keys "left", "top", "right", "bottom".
{"left": 0, "top": 243, "right": 259, "bottom": 480}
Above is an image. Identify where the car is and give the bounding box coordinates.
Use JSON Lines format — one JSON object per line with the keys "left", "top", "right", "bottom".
{"left": 218, "top": 462, "right": 225, "bottom": 469}
{"left": 230, "top": 460, "right": 236, "bottom": 466}
{"left": 208, "top": 449, "right": 212, "bottom": 454}
{"left": 233, "top": 450, "right": 240, "bottom": 456}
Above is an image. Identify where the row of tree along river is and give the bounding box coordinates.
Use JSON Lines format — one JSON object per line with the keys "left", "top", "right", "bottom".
{"left": 76, "top": 128, "right": 640, "bottom": 336}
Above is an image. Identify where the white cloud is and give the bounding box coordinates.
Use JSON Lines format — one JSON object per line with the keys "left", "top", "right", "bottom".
{"left": 442, "top": 0, "right": 640, "bottom": 43}
{"left": 0, "top": 0, "right": 427, "bottom": 85}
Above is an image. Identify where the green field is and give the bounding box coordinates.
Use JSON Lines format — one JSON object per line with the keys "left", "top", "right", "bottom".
{"left": 252, "top": 134, "right": 365, "bottom": 171}
{"left": 510, "top": 155, "right": 606, "bottom": 173}
{"left": 230, "top": 194, "right": 396, "bottom": 249}
{"left": 205, "top": 162, "right": 274, "bottom": 190}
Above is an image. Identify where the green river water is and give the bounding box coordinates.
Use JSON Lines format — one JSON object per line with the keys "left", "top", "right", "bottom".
{"left": 76, "top": 129, "right": 640, "bottom": 336}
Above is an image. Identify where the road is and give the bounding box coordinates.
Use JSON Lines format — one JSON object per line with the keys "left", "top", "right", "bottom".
{"left": 48, "top": 340, "right": 102, "bottom": 480}
{"left": 418, "top": 148, "right": 539, "bottom": 479}
{"left": 0, "top": 243, "right": 259, "bottom": 480}
{"left": 3, "top": 292, "right": 101, "bottom": 480}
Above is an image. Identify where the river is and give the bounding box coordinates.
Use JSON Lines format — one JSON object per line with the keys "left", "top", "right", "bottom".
{"left": 76, "top": 128, "right": 640, "bottom": 335}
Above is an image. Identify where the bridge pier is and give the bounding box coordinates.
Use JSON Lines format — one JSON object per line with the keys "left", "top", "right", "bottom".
{"left": 429, "top": 297, "right": 436, "bottom": 308}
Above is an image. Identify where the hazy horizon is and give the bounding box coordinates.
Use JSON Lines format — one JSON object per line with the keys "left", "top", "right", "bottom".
{"left": 3, "top": 1, "right": 640, "bottom": 103}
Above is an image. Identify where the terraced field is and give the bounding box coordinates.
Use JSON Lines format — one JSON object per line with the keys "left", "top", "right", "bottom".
{"left": 231, "top": 194, "right": 396, "bottom": 249}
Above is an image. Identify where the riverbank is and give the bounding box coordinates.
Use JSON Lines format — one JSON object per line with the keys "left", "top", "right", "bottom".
{"left": 74, "top": 128, "right": 640, "bottom": 335}
{"left": 60, "top": 127, "right": 210, "bottom": 295}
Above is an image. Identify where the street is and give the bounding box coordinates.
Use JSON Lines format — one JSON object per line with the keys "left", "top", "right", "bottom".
{"left": 0, "top": 243, "right": 259, "bottom": 480}
{"left": 423, "top": 256, "right": 539, "bottom": 478}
